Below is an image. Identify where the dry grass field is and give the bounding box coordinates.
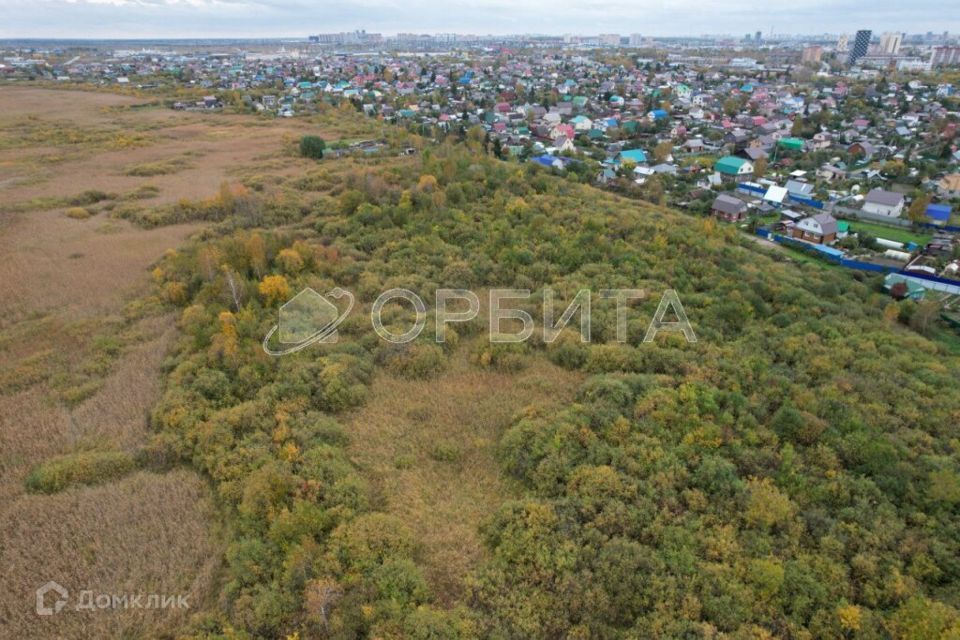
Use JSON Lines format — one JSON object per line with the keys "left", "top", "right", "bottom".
{"left": 346, "top": 348, "right": 583, "bottom": 605}
{"left": 0, "top": 90, "right": 219, "bottom": 640}
{"left": 0, "top": 86, "right": 361, "bottom": 210}
{"left": 0, "top": 470, "right": 220, "bottom": 638}
{"left": 0, "top": 85, "right": 395, "bottom": 637}
{"left": 0, "top": 85, "right": 483, "bottom": 636}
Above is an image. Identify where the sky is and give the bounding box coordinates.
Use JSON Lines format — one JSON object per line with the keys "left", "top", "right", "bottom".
{"left": 1, "top": 0, "right": 957, "bottom": 40}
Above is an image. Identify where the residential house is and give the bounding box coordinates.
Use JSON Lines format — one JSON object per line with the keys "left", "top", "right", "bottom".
{"left": 810, "top": 132, "right": 832, "bottom": 150}
{"left": 848, "top": 141, "right": 876, "bottom": 158}
{"left": 792, "top": 213, "right": 839, "bottom": 244}
{"left": 862, "top": 188, "right": 905, "bottom": 218}
{"left": 817, "top": 164, "right": 847, "bottom": 183}
{"left": 785, "top": 180, "right": 814, "bottom": 198}
{"left": 618, "top": 148, "right": 648, "bottom": 164}
{"left": 714, "top": 156, "right": 754, "bottom": 181}
{"left": 938, "top": 174, "right": 960, "bottom": 198}
{"left": 926, "top": 203, "right": 952, "bottom": 225}
{"left": 711, "top": 194, "right": 748, "bottom": 221}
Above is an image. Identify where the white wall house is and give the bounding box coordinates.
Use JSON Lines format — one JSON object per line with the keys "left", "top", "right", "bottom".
{"left": 862, "top": 188, "right": 905, "bottom": 218}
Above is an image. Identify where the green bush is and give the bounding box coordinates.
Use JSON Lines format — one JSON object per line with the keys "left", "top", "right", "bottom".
{"left": 379, "top": 342, "right": 447, "bottom": 379}
{"left": 25, "top": 450, "right": 136, "bottom": 493}
{"left": 472, "top": 338, "right": 529, "bottom": 372}
{"left": 299, "top": 135, "right": 326, "bottom": 159}
{"left": 546, "top": 330, "right": 589, "bottom": 369}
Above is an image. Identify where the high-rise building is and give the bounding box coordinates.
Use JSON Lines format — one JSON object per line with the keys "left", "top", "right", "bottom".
{"left": 755, "top": 30, "right": 762, "bottom": 43}
{"left": 837, "top": 34, "right": 849, "bottom": 52}
{"left": 801, "top": 45, "right": 823, "bottom": 63}
{"left": 932, "top": 46, "right": 960, "bottom": 66}
{"left": 309, "top": 30, "right": 382, "bottom": 45}
{"left": 629, "top": 33, "right": 644, "bottom": 46}
{"left": 848, "top": 29, "right": 871, "bottom": 64}
{"left": 598, "top": 33, "right": 621, "bottom": 47}
{"left": 879, "top": 32, "right": 903, "bottom": 55}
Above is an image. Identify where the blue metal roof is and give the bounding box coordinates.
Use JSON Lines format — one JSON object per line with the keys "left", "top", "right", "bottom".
{"left": 927, "top": 203, "right": 952, "bottom": 221}
{"left": 619, "top": 149, "right": 648, "bottom": 163}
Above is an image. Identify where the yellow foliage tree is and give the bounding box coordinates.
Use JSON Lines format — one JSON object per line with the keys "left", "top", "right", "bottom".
{"left": 745, "top": 477, "right": 795, "bottom": 529}
{"left": 259, "top": 274, "right": 291, "bottom": 307}
{"left": 837, "top": 604, "right": 862, "bottom": 632}
{"left": 277, "top": 248, "right": 304, "bottom": 274}
{"left": 211, "top": 310, "right": 239, "bottom": 361}
{"left": 246, "top": 233, "right": 267, "bottom": 278}
{"left": 417, "top": 174, "right": 438, "bottom": 192}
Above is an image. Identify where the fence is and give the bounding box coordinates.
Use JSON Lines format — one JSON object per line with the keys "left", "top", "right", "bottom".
{"left": 788, "top": 194, "right": 824, "bottom": 210}
{"left": 831, "top": 205, "right": 914, "bottom": 227}
{"left": 895, "top": 270, "right": 960, "bottom": 294}
{"left": 754, "top": 230, "right": 901, "bottom": 273}
{"left": 918, "top": 221, "right": 960, "bottom": 233}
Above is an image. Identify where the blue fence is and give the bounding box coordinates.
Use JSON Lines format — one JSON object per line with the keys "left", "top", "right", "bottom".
{"left": 896, "top": 270, "right": 960, "bottom": 288}
{"left": 737, "top": 183, "right": 765, "bottom": 196}
{"left": 787, "top": 194, "right": 825, "bottom": 209}
{"left": 918, "top": 222, "right": 960, "bottom": 233}
{"left": 754, "top": 230, "right": 900, "bottom": 273}
{"left": 838, "top": 258, "right": 899, "bottom": 273}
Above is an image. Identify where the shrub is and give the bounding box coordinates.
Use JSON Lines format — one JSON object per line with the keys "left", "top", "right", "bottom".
{"left": 379, "top": 343, "right": 446, "bottom": 380}
{"left": 472, "top": 338, "right": 529, "bottom": 372}
{"left": 546, "top": 330, "right": 589, "bottom": 369}
{"left": 25, "top": 450, "right": 136, "bottom": 493}
{"left": 299, "top": 135, "right": 326, "bottom": 159}
{"left": 429, "top": 441, "right": 463, "bottom": 464}
{"left": 65, "top": 206, "right": 91, "bottom": 220}
{"left": 68, "top": 189, "right": 111, "bottom": 206}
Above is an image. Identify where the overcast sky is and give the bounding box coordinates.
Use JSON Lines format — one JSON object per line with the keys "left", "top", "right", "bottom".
{"left": 1, "top": 0, "right": 957, "bottom": 39}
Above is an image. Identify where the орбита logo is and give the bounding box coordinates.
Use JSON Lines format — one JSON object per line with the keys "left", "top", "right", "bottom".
{"left": 263, "top": 287, "right": 696, "bottom": 356}
{"left": 262, "top": 287, "right": 355, "bottom": 356}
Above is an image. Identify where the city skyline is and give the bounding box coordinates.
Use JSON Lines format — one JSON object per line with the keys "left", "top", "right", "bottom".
{"left": 2, "top": 0, "right": 958, "bottom": 40}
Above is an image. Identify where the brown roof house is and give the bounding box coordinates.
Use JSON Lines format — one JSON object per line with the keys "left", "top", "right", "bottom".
{"left": 791, "top": 213, "right": 838, "bottom": 244}
{"left": 711, "top": 193, "right": 748, "bottom": 221}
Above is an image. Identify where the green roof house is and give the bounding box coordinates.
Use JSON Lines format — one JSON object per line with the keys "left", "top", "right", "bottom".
{"left": 715, "top": 156, "right": 754, "bottom": 178}
{"left": 778, "top": 137, "right": 805, "bottom": 151}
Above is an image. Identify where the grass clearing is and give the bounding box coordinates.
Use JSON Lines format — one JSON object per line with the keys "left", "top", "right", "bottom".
{"left": 846, "top": 219, "right": 933, "bottom": 245}
{"left": 345, "top": 346, "right": 583, "bottom": 605}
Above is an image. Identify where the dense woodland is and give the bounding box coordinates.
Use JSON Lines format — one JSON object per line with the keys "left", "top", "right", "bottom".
{"left": 141, "top": 139, "right": 960, "bottom": 639}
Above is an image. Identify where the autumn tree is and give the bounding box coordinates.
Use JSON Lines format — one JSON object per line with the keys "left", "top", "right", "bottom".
{"left": 754, "top": 157, "right": 768, "bottom": 177}
{"left": 907, "top": 194, "right": 932, "bottom": 223}
{"left": 653, "top": 140, "right": 673, "bottom": 163}
{"left": 259, "top": 274, "right": 291, "bottom": 307}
